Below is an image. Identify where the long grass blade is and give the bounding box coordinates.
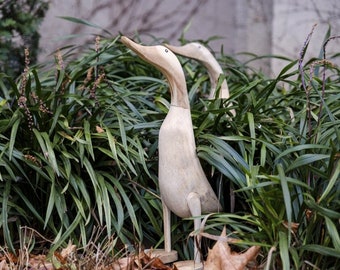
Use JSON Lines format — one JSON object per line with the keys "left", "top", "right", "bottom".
{"left": 1, "top": 179, "right": 15, "bottom": 252}
{"left": 324, "top": 216, "right": 340, "bottom": 250}
{"left": 319, "top": 160, "right": 340, "bottom": 202}
{"left": 285, "top": 154, "right": 329, "bottom": 172}
{"left": 57, "top": 16, "right": 111, "bottom": 35}
{"left": 301, "top": 245, "right": 340, "bottom": 258}
{"left": 8, "top": 118, "right": 20, "bottom": 161}
{"left": 279, "top": 231, "right": 290, "bottom": 270}
{"left": 278, "top": 164, "right": 292, "bottom": 243}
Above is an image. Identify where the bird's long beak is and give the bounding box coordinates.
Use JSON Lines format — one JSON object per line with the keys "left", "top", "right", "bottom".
{"left": 164, "top": 43, "right": 193, "bottom": 58}
{"left": 121, "top": 36, "right": 142, "bottom": 53}
{"left": 121, "top": 36, "right": 156, "bottom": 65}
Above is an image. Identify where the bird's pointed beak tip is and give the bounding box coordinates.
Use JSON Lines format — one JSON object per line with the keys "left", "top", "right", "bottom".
{"left": 120, "top": 36, "right": 131, "bottom": 46}
{"left": 121, "top": 36, "right": 142, "bottom": 53}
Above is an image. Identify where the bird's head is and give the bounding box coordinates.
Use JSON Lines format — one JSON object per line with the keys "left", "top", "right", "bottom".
{"left": 121, "top": 36, "right": 183, "bottom": 81}
{"left": 121, "top": 36, "right": 189, "bottom": 108}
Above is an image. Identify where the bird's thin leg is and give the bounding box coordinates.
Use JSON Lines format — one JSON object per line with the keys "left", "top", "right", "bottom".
{"left": 162, "top": 201, "right": 172, "bottom": 252}
{"left": 187, "top": 192, "right": 202, "bottom": 265}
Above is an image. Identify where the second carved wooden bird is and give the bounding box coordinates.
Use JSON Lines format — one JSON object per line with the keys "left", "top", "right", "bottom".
{"left": 165, "top": 42, "right": 236, "bottom": 116}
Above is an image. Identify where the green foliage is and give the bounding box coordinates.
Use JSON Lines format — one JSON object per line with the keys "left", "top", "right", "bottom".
{"left": 0, "top": 22, "right": 339, "bottom": 269}
{"left": 0, "top": 0, "right": 49, "bottom": 78}
{"left": 0, "top": 36, "right": 165, "bottom": 253}
{"left": 187, "top": 36, "right": 340, "bottom": 268}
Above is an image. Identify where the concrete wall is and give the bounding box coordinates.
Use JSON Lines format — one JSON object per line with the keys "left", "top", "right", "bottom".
{"left": 38, "top": 0, "right": 340, "bottom": 75}
{"left": 272, "top": 0, "right": 340, "bottom": 76}
{"left": 38, "top": 0, "right": 237, "bottom": 56}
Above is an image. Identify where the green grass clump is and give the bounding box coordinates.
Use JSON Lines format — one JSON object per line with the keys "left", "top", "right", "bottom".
{"left": 0, "top": 36, "right": 165, "bottom": 254}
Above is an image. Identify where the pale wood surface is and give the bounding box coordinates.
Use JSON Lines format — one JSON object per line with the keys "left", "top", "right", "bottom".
{"left": 121, "top": 36, "right": 222, "bottom": 265}
{"left": 165, "top": 42, "right": 236, "bottom": 116}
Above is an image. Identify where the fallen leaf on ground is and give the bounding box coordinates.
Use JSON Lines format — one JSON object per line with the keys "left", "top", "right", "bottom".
{"left": 113, "top": 251, "right": 177, "bottom": 270}
{"left": 60, "top": 241, "right": 77, "bottom": 258}
{"left": 204, "top": 227, "right": 260, "bottom": 270}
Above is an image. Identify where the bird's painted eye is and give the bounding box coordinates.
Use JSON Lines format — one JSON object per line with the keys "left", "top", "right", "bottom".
{"left": 165, "top": 49, "right": 169, "bottom": 53}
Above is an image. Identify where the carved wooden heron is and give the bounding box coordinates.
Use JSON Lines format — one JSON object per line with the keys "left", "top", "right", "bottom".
{"left": 121, "top": 36, "right": 222, "bottom": 268}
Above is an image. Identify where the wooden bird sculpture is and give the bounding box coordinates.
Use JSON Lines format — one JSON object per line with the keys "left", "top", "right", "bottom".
{"left": 165, "top": 42, "right": 236, "bottom": 116}
{"left": 121, "top": 36, "right": 222, "bottom": 267}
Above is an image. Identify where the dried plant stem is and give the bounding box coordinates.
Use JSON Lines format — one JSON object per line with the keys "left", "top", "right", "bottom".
{"left": 18, "top": 48, "right": 34, "bottom": 130}
{"left": 309, "top": 59, "right": 334, "bottom": 144}
{"left": 95, "top": 36, "right": 101, "bottom": 78}
{"left": 298, "top": 24, "right": 317, "bottom": 186}
{"left": 298, "top": 24, "right": 317, "bottom": 95}
{"left": 298, "top": 24, "right": 317, "bottom": 142}
{"left": 264, "top": 246, "right": 276, "bottom": 270}
{"left": 316, "top": 35, "right": 340, "bottom": 129}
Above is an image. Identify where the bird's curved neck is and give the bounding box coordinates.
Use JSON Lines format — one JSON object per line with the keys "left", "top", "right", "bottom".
{"left": 203, "top": 59, "right": 228, "bottom": 99}
{"left": 164, "top": 72, "right": 190, "bottom": 109}
{"left": 204, "top": 59, "right": 224, "bottom": 88}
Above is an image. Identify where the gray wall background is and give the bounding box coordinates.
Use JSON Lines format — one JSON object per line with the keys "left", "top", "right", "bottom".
{"left": 38, "top": 0, "right": 340, "bottom": 76}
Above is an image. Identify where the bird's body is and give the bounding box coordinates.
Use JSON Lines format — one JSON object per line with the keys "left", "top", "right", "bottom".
{"left": 159, "top": 105, "right": 221, "bottom": 218}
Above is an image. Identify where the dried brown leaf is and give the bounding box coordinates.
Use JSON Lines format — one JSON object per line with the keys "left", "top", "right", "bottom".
{"left": 112, "top": 251, "right": 177, "bottom": 270}
{"left": 96, "top": 125, "right": 105, "bottom": 133}
{"left": 204, "top": 227, "right": 260, "bottom": 270}
{"left": 282, "top": 221, "right": 299, "bottom": 234}
{"left": 60, "top": 241, "right": 77, "bottom": 258}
